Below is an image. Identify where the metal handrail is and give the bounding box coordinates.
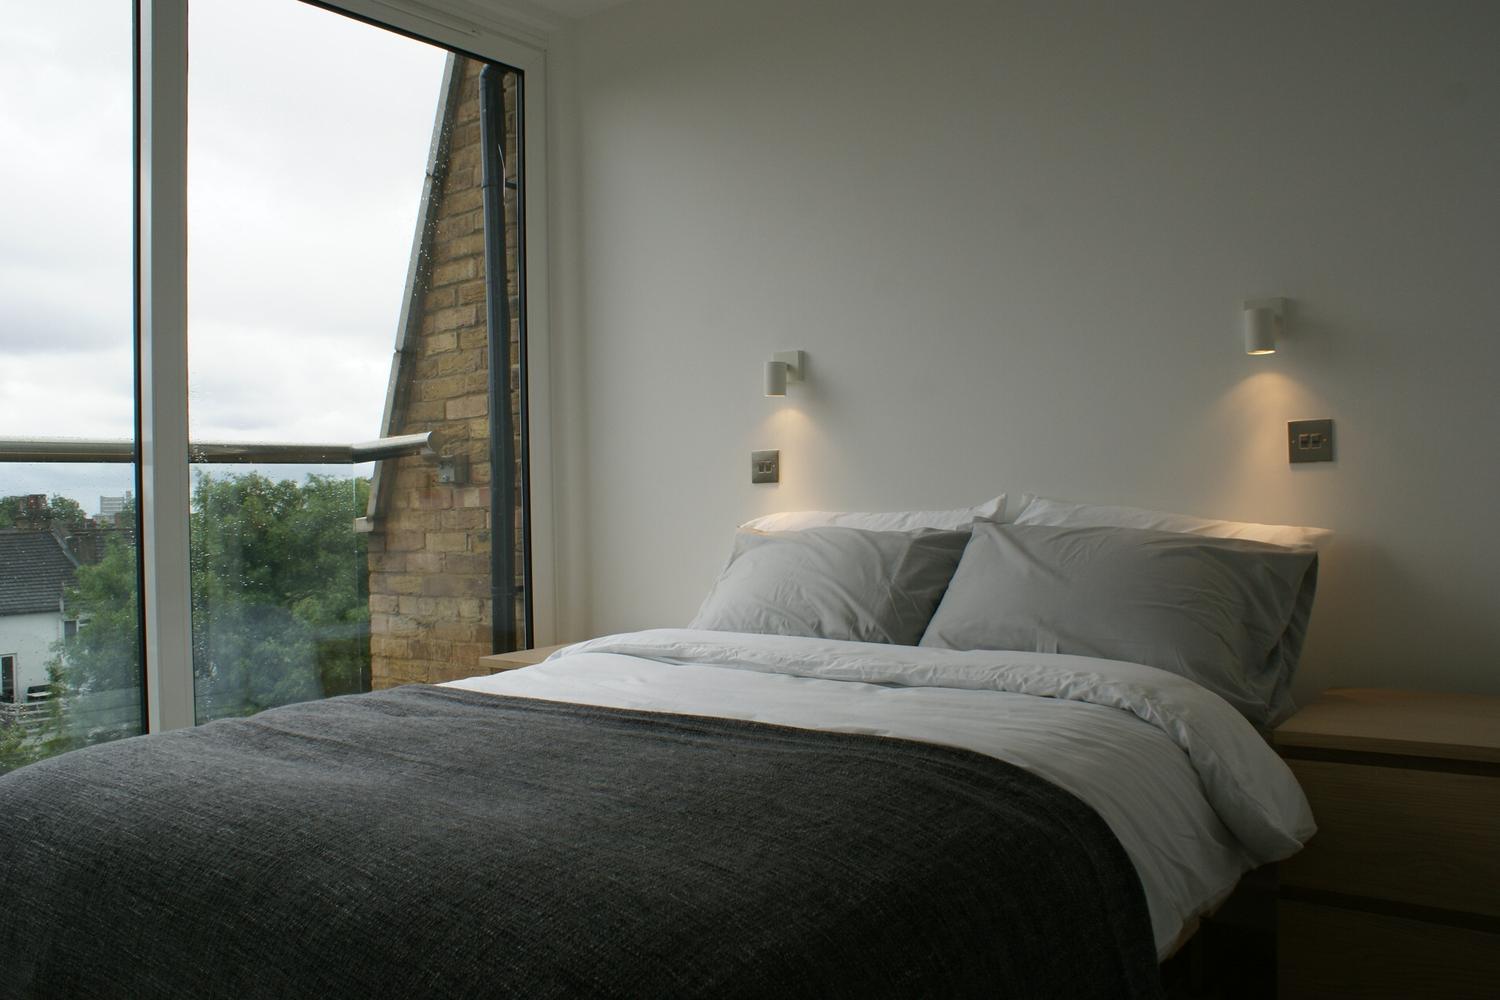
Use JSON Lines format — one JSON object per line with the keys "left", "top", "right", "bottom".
{"left": 0, "top": 433, "right": 434, "bottom": 465}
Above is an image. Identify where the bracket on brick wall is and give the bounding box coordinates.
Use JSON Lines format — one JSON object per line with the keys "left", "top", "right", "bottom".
{"left": 436, "top": 454, "right": 470, "bottom": 485}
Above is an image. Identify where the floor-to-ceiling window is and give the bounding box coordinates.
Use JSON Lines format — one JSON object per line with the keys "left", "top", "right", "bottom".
{"left": 185, "top": 0, "right": 447, "bottom": 722}
{"left": 0, "top": 0, "right": 534, "bottom": 770}
{"left": 0, "top": 0, "right": 145, "bottom": 770}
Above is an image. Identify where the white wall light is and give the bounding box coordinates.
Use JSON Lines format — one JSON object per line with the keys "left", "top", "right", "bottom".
{"left": 764, "top": 350, "right": 806, "bottom": 397}
{"left": 1243, "top": 298, "right": 1287, "bottom": 356}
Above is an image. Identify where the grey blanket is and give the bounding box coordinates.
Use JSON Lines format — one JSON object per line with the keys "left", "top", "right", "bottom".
{"left": 0, "top": 687, "right": 1163, "bottom": 999}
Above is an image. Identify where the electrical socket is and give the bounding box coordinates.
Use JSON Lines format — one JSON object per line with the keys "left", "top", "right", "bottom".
{"left": 1288, "top": 419, "right": 1334, "bottom": 464}
{"left": 751, "top": 450, "right": 779, "bottom": 484}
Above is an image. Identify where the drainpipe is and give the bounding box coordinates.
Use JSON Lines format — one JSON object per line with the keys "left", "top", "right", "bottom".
{"left": 479, "top": 64, "right": 523, "bottom": 653}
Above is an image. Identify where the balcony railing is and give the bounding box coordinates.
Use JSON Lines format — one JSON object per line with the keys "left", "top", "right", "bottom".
{"left": 0, "top": 433, "right": 435, "bottom": 465}
{"left": 0, "top": 701, "right": 50, "bottom": 735}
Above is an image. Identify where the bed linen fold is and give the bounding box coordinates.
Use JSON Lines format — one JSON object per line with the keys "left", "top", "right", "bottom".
{"left": 549, "top": 629, "right": 1315, "bottom": 860}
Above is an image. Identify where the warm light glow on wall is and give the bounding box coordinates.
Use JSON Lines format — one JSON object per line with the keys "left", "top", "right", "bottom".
{"left": 749, "top": 405, "right": 821, "bottom": 509}
{"left": 1207, "top": 368, "right": 1323, "bottom": 515}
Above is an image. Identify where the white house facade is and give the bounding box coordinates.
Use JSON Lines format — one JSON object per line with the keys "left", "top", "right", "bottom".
{"left": 0, "top": 530, "right": 79, "bottom": 705}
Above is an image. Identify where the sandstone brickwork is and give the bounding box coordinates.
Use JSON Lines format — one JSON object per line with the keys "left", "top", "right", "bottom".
{"left": 367, "top": 58, "right": 524, "bottom": 688}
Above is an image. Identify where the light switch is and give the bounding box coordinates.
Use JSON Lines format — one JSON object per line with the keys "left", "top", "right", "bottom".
{"left": 751, "top": 450, "right": 779, "bottom": 484}
{"left": 1288, "top": 419, "right": 1334, "bottom": 464}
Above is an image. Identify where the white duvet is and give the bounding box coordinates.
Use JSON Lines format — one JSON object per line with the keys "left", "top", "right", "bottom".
{"left": 446, "top": 629, "right": 1315, "bottom": 959}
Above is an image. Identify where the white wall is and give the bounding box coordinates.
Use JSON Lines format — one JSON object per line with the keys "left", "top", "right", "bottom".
{"left": 0, "top": 613, "right": 63, "bottom": 697}
{"left": 546, "top": 0, "right": 1500, "bottom": 700}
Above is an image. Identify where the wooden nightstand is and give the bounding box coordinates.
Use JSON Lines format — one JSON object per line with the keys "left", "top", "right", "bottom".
{"left": 1273, "top": 688, "right": 1500, "bottom": 999}
{"left": 477, "top": 642, "right": 573, "bottom": 674}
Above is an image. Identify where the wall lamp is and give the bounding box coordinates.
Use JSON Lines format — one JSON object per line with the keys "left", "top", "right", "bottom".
{"left": 1243, "top": 298, "right": 1286, "bottom": 356}
{"left": 764, "top": 350, "right": 806, "bottom": 397}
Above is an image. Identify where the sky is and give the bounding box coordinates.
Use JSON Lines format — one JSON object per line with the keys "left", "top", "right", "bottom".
{"left": 0, "top": 0, "right": 447, "bottom": 513}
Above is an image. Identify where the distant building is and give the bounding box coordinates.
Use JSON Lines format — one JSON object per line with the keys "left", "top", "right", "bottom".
{"left": 0, "top": 529, "right": 80, "bottom": 706}
{"left": 97, "top": 492, "right": 132, "bottom": 520}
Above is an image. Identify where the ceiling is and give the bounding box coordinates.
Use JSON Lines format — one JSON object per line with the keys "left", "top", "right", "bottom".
{"left": 444, "top": 0, "right": 636, "bottom": 34}
{"left": 491, "top": 0, "right": 635, "bottom": 17}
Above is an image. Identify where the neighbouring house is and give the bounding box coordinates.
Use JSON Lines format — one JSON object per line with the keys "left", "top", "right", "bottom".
{"left": 0, "top": 529, "right": 79, "bottom": 710}
{"left": 362, "top": 56, "right": 525, "bottom": 689}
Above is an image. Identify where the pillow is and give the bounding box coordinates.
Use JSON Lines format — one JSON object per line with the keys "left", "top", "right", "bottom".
{"left": 1011, "top": 495, "right": 1332, "bottom": 551}
{"left": 919, "top": 523, "right": 1319, "bottom": 726}
{"left": 690, "top": 527, "right": 971, "bottom": 646}
{"left": 741, "top": 495, "right": 1007, "bottom": 533}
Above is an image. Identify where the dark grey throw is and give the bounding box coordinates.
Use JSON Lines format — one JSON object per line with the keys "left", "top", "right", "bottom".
{"left": 0, "top": 687, "right": 1163, "bottom": 999}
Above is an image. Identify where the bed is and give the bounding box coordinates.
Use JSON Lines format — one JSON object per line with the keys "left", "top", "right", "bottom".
{"left": 0, "top": 495, "right": 1324, "bottom": 999}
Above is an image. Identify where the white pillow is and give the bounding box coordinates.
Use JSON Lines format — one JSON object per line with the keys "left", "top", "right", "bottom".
{"left": 1012, "top": 495, "right": 1332, "bottom": 551}
{"left": 741, "top": 495, "right": 1007, "bottom": 533}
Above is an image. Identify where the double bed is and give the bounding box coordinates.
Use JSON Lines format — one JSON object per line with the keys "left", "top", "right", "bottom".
{"left": 0, "top": 495, "right": 1324, "bottom": 998}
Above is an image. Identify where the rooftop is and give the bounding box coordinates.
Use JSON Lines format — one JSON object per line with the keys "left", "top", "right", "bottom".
{"left": 0, "top": 530, "right": 79, "bottom": 617}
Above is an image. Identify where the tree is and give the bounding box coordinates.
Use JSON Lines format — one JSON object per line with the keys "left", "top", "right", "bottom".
{"left": 54, "top": 531, "right": 141, "bottom": 697}
{"left": 188, "top": 471, "right": 371, "bottom": 720}
{"left": 48, "top": 495, "right": 89, "bottom": 531}
{"left": 0, "top": 495, "right": 25, "bottom": 528}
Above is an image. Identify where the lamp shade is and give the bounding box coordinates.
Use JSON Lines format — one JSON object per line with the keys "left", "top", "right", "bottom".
{"left": 764, "top": 360, "right": 788, "bottom": 396}
{"left": 1243, "top": 306, "right": 1279, "bottom": 355}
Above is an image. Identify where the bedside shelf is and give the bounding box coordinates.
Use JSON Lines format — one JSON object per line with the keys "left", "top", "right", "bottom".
{"left": 1275, "top": 688, "right": 1500, "bottom": 765}
{"left": 1274, "top": 688, "right": 1500, "bottom": 999}
{"left": 477, "top": 642, "right": 574, "bottom": 673}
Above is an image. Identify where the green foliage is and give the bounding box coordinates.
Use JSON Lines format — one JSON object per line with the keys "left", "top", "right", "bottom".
{"left": 190, "top": 471, "right": 371, "bottom": 721}
{"left": 1, "top": 472, "right": 371, "bottom": 772}
{"left": 0, "top": 666, "right": 71, "bottom": 774}
{"left": 49, "top": 495, "right": 89, "bottom": 530}
{"left": 0, "top": 494, "right": 26, "bottom": 528}
{"left": 57, "top": 534, "right": 142, "bottom": 696}
{"left": 0, "top": 721, "right": 32, "bottom": 771}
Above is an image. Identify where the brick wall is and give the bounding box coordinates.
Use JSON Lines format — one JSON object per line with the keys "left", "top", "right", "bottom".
{"left": 367, "top": 58, "right": 523, "bottom": 688}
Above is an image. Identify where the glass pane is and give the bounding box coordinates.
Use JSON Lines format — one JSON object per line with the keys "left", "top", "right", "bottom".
{"left": 0, "top": 476, "right": 144, "bottom": 761}
{"left": 0, "top": 2, "right": 134, "bottom": 440}
{"left": 187, "top": 0, "right": 488, "bottom": 718}
{"left": 190, "top": 465, "right": 369, "bottom": 722}
{"left": 186, "top": 0, "right": 445, "bottom": 447}
{"left": 0, "top": 2, "right": 143, "bottom": 772}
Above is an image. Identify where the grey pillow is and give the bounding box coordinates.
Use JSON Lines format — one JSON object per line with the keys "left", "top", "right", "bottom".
{"left": 689, "top": 527, "right": 971, "bottom": 646}
{"left": 919, "top": 523, "right": 1319, "bottom": 725}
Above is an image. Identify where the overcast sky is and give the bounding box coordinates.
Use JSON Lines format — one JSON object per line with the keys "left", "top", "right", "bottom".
{"left": 0, "top": 0, "right": 447, "bottom": 512}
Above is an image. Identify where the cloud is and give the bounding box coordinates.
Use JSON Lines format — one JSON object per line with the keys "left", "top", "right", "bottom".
{"left": 188, "top": 317, "right": 392, "bottom": 442}
{"left": 183, "top": 0, "right": 444, "bottom": 346}
{"left": 0, "top": 347, "right": 135, "bottom": 439}
{"left": 0, "top": 264, "right": 132, "bottom": 356}
{"left": 0, "top": 1, "right": 133, "bottom": 365}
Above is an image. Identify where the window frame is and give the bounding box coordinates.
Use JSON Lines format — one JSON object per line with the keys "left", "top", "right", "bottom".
{"left": 135, "top": 0, "right": 553, "bottom": 733}
{"left": 0, "top": 655, "right": 15, "bottom": 705}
